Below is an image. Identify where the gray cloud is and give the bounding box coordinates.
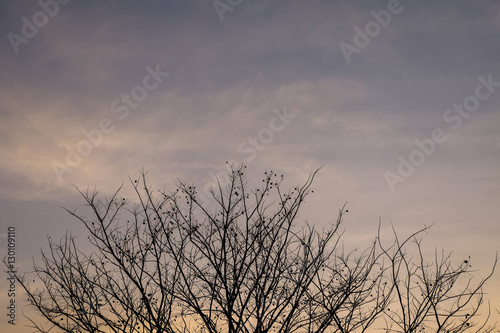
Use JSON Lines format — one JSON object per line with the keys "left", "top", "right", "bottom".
{"left": 1, "top": 1, "right": 499, "bottom": 330}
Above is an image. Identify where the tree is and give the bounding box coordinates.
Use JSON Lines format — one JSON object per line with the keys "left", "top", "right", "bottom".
{"left": 378, "top": 225, "right": 497, "bottom": 333}
{"left": 8, "top": 164, "right": 497, "bottom": 333}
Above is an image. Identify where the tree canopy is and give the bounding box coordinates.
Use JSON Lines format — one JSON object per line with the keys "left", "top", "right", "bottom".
{"left": 9, "top": 164, "right": 497, "bottom": 333}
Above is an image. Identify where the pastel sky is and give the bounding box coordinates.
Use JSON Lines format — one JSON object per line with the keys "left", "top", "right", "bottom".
{"left": 1, "top": 1, "right": 499, "bottom": 331}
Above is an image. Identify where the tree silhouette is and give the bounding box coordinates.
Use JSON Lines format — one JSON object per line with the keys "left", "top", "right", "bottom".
{"left": 8, "top": 164, "right": 497, "bottom": 333}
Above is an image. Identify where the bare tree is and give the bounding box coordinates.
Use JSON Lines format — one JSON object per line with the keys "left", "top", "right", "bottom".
{"left": 7, "top": 164, "right": 497, "bottom": 333}
{"left": 15, "top": 184, "right": 181, "bottom": 333}
{"left": 377, "top": 225, "right": 497, "bottom": 333}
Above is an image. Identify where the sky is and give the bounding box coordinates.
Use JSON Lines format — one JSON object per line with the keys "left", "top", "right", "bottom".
{"left": 1, "top": 0, "right": 499, "bottom": 331}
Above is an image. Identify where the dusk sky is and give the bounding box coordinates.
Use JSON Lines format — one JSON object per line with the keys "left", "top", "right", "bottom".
{"left": 1, "top": 1, "right": 499, "bottom": 331}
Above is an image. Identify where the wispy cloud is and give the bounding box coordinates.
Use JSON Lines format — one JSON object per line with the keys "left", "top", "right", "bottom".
{"left": 0, "top": 2, "right": 499, "bottom": 330}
